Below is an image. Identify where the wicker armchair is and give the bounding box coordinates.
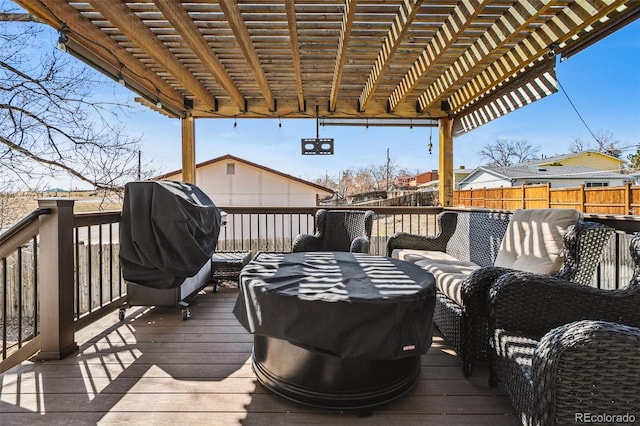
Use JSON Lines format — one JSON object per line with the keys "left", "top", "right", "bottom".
{"left": 488, "top": 233, "right": 640, "bottom": 425}
{"left": 292, "top": 209, "right": 374, "bottom": 253}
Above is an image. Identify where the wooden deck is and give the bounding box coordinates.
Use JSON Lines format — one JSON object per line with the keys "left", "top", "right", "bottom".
{"left": 1, "top": 286, "right": 518, "bottom": 425}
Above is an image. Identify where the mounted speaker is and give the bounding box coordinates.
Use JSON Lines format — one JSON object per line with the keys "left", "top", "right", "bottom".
{"left": 301, "top": 138, "right": 334, "bottom": 155}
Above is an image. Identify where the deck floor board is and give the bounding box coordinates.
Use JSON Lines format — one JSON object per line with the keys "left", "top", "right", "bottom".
{"left": 1, "top": 286, "right": 518, "bottom": 425}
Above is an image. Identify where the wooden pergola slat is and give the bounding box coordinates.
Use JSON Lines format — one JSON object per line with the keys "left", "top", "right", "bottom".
{"left": 416, "top": 0, "right": 556, "bottom": 112}
{"left": 329, "top": 0, "right": 357, "bottom": 113}
{"left": 87, "top": 0, "right": 217, "bottom": 112}
{"left": 154, "top": 0, "right": 245, "bottom": 111}
{"left": 358, "top": 0, "right": 423, "bottom": 112}
{"left": 219, "top": 0, "right": 276, "bottom": 112}
{"left": 445, "top": 0, "right": 628, "bottom": 112}
{"left": 284, "top": 0, "right": 305, "bottom": 112}
{"left": 387, "top": 0, "right": 488, "bottom": 112}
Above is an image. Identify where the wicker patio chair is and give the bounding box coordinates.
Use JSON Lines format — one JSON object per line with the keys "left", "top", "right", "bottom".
{"left": 292, "top": 209, "right": 374, "bottom": 253}
{"left": 487, "top": 233, "right": 640, "bottom": 425}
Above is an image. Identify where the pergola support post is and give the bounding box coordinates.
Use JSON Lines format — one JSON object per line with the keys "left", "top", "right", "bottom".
{"left": 181, "top": 111, "right": 196, "bottom": 184}
{"left": 438, "top": 116, "right": 454, "bottom": 207}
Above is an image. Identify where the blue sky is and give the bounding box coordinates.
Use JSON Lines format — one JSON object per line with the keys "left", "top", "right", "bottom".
{"left": 47, "top": 16, "right": 640, "bottom": 184}
{"left": 118, "top": 18, "right": 639, "bottom": 183}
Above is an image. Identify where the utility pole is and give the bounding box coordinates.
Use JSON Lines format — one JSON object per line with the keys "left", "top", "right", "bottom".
{"left": 386, "top": 148, "right": 390, "bottom": 191}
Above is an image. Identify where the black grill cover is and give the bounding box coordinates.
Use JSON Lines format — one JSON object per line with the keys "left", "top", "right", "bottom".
{"left": 119, "top": 180, "right": 221, "bottom": 289}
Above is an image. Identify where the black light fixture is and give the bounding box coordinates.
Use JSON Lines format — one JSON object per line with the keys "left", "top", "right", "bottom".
{"left": 56, "top": 30, "right": 69, "bottom": 52}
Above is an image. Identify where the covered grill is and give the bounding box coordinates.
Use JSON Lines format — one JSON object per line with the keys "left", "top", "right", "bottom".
{"left": 119, "top": 180, "right": 222, "bottom": 318}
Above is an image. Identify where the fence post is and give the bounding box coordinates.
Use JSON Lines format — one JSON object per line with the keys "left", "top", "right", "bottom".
{"left": 546, "top": 183, "right": 551, "bottom": 208}
{"left": 579, "top": 184, "right": 586, "bottom": 213}
{"left": 36, "top": 198, "right": 78, "bottom": 360}
{"left": 625, "top": 182, "right": 632, "bottom": 215}
{"left": 521, "top": 184, "right": 525, "bottom": 209}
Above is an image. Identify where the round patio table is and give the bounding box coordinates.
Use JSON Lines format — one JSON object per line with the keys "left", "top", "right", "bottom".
{"left": 233, "top": 251, "right": 436, "bottom": 411}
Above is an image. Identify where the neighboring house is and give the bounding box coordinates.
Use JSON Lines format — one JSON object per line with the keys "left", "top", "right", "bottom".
{"left": 394, "top": 175, "right": 413, "bottom": 188}
{"left": 411, "top": 170, "right": 439, "bottom": 187}
{"left": 458, "top": 165, "right": 630, "bottom": 190}
{"left": 521, "top": 150, "right": 625, "bottom": 171}
{"left": 417, "top": 167, "right": 472, "bottom": 191}
{"left": 157, "top": 154, "right": 333, "bottom": 207}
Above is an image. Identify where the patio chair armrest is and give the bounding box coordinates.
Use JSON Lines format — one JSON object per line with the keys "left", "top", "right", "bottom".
{"left": 461, "top": 266, "right": 517, "bottom": 319}
{"left": 556, "top": 221, "right": 614, "bottom": 283}
{"left": 291, "top": 233, "right": 321, "bottom": 252}
{"left": 532, "top": 320, "right": 640, "bottom": 423}
{"left": 350, "top": 236, "right": 370, "bottom": 253}
{"left": 386, "top": 211, "right": 458, "bottom": 256}
{"left": 489, "top": 271, "right": 640, "bottom": 337}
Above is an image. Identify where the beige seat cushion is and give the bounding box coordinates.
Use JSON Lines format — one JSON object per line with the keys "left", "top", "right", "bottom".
{"left": 494, "top": 208, "right": 581, "bottom": 275}
{"left": 415, "top": 258, "right": 480, "bottom": 275}
{"left": 392, "top": 249, "right": 460, "bottom": 264}
{"left": 414, "top": 259, "right": 480, "bottom": 305}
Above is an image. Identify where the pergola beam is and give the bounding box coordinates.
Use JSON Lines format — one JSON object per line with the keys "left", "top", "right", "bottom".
{"left": 219, "top": 0, "right": 276, "bottom": 112}
{"left": 88, "top": 0, "right": 217, "bottom": 112}
{"left": 417, "top": 0, "right": 556, "bottom": 112}
{"left": 359, "top": 0, "right": 422, "bottom": 112}
{"left": 284, "top": 0, "right": 305, "bottom": 112}
{"left": 329, "top": 0, "right": 357, "bottom": 113}
{"left": 388, "top": 0, "right": 488, "bottom": 112}
{"left": 154, "top": 1, "right": 245, "bottom": 112}
{"left": 433, "top": 0, "right": 628, "bottom": 112}
{"left": 28, "top": 0, "right": 185, "bottom": 113}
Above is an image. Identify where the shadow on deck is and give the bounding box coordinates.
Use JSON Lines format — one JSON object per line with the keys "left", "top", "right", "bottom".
{"left": 0, "top": 286, "right": 518, "bottom": 425}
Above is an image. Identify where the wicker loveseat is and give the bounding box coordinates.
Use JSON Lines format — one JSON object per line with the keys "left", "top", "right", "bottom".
{"left": 487, "top": 233, "right": 640, "bottom": 425}
{"left": 386, "top": 208, "right": 613, "bottom": 376}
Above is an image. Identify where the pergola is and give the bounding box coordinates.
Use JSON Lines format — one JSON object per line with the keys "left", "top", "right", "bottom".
{"left": 16, "top": 1, "right": 639, "bottom": 205}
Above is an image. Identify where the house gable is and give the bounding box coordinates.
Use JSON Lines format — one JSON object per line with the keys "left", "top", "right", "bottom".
{"left": 535, "top": 151, "right": 625, "bottom": 170}
{"left": 157, "top": 154, "right": 333, "bottom": 207}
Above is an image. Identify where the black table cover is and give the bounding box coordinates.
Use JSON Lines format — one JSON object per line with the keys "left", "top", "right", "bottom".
{"left": 233, "top": 251, "right": 435, "bottom": 360}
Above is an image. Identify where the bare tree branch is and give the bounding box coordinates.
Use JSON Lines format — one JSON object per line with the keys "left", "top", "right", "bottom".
{"left": 1, "top": 8, "right": 152, "bottom": 194}
{"left": 479, "top": 139, "right": 539, "bottom": 166}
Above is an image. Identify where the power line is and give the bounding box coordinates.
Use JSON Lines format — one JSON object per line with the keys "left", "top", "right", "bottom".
{"left": 557, "top": 78, "right": 600, "bottom": 143}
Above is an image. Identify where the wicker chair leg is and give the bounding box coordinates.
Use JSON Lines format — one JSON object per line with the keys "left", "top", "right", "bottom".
{"left": 462, "top": 360, "right": 473, "bottom": 377}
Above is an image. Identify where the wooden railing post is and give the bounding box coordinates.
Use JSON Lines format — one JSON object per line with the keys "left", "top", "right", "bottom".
{"left": 36, "top": 198, "right": 78, "bottom": 360}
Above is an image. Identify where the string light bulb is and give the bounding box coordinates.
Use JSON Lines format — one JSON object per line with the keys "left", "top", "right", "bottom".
{"left": 233, "top": 116, "right": 237, "bottom": 128}
{"left": 278, "top": 117, "right": 282, "bottom": 128}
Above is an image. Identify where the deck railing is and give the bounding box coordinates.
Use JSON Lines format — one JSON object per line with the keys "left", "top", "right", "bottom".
{"left": 216, "top": 206, "right": 442, "bottom": 255}
{"left": 2, "top": 202, "right": 640, "bottom": 372}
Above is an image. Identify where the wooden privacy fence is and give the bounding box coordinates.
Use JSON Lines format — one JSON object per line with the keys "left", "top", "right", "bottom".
{"left": 454, "top": 183, "right": 640, "bottom": 215}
